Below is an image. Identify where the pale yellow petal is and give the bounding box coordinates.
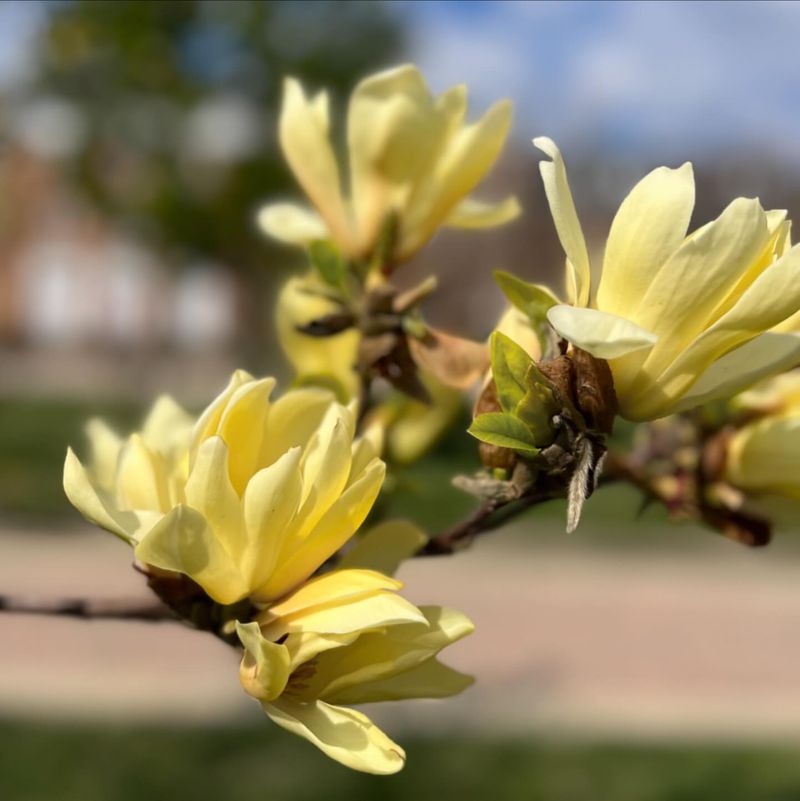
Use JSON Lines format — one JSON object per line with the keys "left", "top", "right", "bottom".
{"left": 115, "top": 434, "right": 169, "bottom": 512}
{"left": 654, "top": 244, "right": 800, "bottom": 408}
{"left": 596, "top": 162, "right": 694, "bottom": 318}
{"left": 338, "top": 520, "right": 427, "bottom": 576}
{"left": 134, "top": 505, "right": 248, "bottom": 605}
{"left": 84, "top": 419, "right": 122, "bottom": 492}
{"left": 347, "top": 64, "right": 444, "bottom": 254}
{"left": 631, "top": 197, "right": 770, "bottom": 340}
{"left": 671, "top": 333, "right": 800, "bottom": 414}
{"left": 258, "top": 590, "right": 426, "bottom": 641}
{"left": 274, "top": 276, "right": 360, "bottom": 401}
{"left": 283, "top": 631, "right": 361, "bottom": 670}
{"left": 243, "top": 447, "right": 303, "bottom": 591}
{"left": 547, "top": 304, "right": 657, "bottom": 359}
{"left": 444, "top": 195, "right": 520, "bottom": 228}
{"left": 399, "top": 99, "right": 512, "bottom": 259}
{"left": 534, "top": 136, "right": 591, "bottom": 306}
{"left": 326, "top": 657, "right": 473, "bottom": 705}
{"left": 296, "top": 403, "right": 355, "bottom": 526}
{"left": 726, "top": 416, "right": 800, "bottom": 498}
{"left": 257, "top": 202, "right": 327, "bottom": 246}
{"left": 259, "top": 382, "right": 339, "bottom": 467}
{"left": 141, "top": 395, "right": 193, "bottom": 454}
{"left": 217, "top": 378, "right": 276, "bottom": 495}
{"left": 259, "top": 459, "right": 385, "bottom": 601}
{"left": 260, "top": 568, "right": 402, "bottom": 621}
{"left": 280, "top": 78, "right": 351, "bottom": 250}
{"left": 235, "top": 621, "right": 291, "bottom": 702}
{"left": 191, "top": 370, "right": 254, "bottom": 455}
{"left": 63, "top": 449, "right": 139, "bottom": 544}
{"left": 264, "top": 699, "right": 405, "bottom": 775}
{"left": 184, "top": 436, "right": 245, "bottom": 561}
{"left": 304, "top": 605, "right": 473, "bottom": 700}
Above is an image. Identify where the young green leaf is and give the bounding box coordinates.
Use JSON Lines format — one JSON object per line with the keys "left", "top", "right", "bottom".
{"left": 309, "top": 240, "right": 347, "bottom": 287}
{"left": 468, "top": 412, "right": 540, "bottom": 455}
{"left": 494, "top": 271, "right": 559, "bottom": 354}
{"left": 490, "top": 331, "right": 533, "bottom": 414}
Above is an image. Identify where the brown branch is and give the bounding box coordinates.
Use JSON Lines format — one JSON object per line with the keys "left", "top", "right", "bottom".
{"left": 0, "top": 594, "right": 180, "bottom": 622}
{"left": 419, "top": 490, "right": 558, "bottom": 556}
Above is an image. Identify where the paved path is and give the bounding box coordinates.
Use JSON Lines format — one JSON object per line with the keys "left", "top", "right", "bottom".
{"left": 3, "top": 522, "right": 800, "bottom": 740}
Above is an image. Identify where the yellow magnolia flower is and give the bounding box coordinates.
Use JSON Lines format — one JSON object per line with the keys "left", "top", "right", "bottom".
{"left": 534, "top": 137, "right": 800, "bottom": 421}
{"left": 64, "top": 371, "right": 385, "bottom": 604}
{"left": 276, "top": 272, "right": 465, "bottom": 462}
{"left": 235, "top": 522, "right": 474, "bottom": 774}
{"left": 725, "top": 371, "right": 800, "bottom": 500}
{"left": 276, "top": 271, "right": 361, "bottom": 399}
{"left": 259, "top": 64, "right": 519, "bottom": 264}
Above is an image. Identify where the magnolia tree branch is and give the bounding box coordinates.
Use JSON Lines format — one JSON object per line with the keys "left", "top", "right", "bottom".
{"left": 0, "top": 594, "right": 179, "bottom": 622}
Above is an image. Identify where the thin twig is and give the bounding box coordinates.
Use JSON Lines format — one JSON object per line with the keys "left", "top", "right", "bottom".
{"left": 420, "top": 491, "right": 558, "bottom": 556}
{"left": 0, "top": 594, "right": 179, "bottom": 622}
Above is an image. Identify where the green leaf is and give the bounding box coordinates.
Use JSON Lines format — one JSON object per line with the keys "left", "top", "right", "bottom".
{"left": 494, "top": 271, "right": 559, "bottom": 353}
{"left": 490, "top": 331, "right": 533, "bottom": 414}
{"left": 515, "top": 364, "right": 556, "bottom": 445}
{"left": 309, "top": 240, "right": 347, "bottom": 287}
{"left": 468, "top": 412, "right": 540, "bottom": 456}
{"left": 494, "top": 271, "right": 559, "bottom": 318}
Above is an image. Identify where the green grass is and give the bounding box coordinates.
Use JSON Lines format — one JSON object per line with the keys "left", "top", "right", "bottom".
{"left": 0, "top": 398, "right": 144, "bottom": 518}
{"left": 2, "top": 721, "right": 800, "bottom": 801}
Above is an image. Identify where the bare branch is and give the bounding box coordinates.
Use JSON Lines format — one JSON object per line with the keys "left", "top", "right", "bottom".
{"left": 0, "top": 594, "right": 180, "bottom": 622}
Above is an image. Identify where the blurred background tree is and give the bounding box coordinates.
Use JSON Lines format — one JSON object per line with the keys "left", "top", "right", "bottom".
{"left": 29, "top": 0, "right": 403, "bottom": 358}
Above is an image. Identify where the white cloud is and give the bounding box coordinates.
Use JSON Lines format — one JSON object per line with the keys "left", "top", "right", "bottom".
{"left": 405, "top": 0, "right": 800, "bottom": 166}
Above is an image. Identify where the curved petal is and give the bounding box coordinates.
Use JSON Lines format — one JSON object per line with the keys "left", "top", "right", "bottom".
{"left": 279, "top": 78, "right": 351, "bottom": 250}
{"left": 597, "top": 162, "right": 694, "bottom": 319}
{"left": 191, "top": 370, "right": 254, "bottom": 456}
{"left": 235, "top": 622, "right": 291, "bottom": 702}
{"left": 400, "top": 98, "right": 512, "bottom": 259}
{"left": 257, "top": 202, "right": 327, "bottom": 246}
{"left": 326, "top": 657, "right": 474, "bottom": 705}
{"left": 115, "top": 434, "right": 169, "bottom": 513}
{"left": 217, "top": 378, "right": 276, "bottom": 495}
{"left": 258, "top": 589, "right": 425, "bottom": 640}
{"left": 264, "top": 698, "right": 405, "bottom": 775}
{"left": 141, "top": 395, "right": 193, "bottom": 454}
{"left": 274, "top": 276, "right": 361, "bottom": 401}
{"left": 347, "top": 64, "right": 446, "bottom": 254}
{"left": 671, "top": 332, "right": 800, "bottom": 414}
{"left": 257, "top": 459, "right": 385, "bottom": 601}
{"left": 726, "top": 417, "right": 800, "bottom": 498}
{"left": 655, "top": 243, "right": 800, "bottom": 404}
{"left": 296, "top": 403, "right": 355, "bottom": 526}
{"left": 184, "top": 437, "right": 245, "bottom": 562}
{"left": 338, "top": 520, "right": 427, "bottom": 576}
{"left": 444, "top": 195, "right": 520, "bottom": 229}
{"left": 134, "top": 504, "right": 248, "bottom": 605}
{"left": 84, "top": 419, "right": 122, "bottom": 493}
{"left": 260, "top": 568, "right": 402, "bottom": 621}
{"left": 632, "top": 197, "right": 770, "bottom": 344}
{"left": 63, "top": 449, "right": 139, "bottom": 544}
{"left": 306, "top": 605, "right": 474, "bottom": 700}
{"left": 534, "top": 137, "right": 591, "bottom": 307}
{"left": 242, "top": 447, "right": 303, "bottom": 590}
{"left": 547, "top": 304, "right": 657, "bottom": 359}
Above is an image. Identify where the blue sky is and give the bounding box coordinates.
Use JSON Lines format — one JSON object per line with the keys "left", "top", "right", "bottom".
{"left": 4, "top": 1, "right": 800, "bottom": 168}
{"left": 402, "top": 0, "right": 800, "bottom": 167}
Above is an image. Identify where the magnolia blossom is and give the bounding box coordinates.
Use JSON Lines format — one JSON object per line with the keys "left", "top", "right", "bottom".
{"left": 64, "top": 371, "right": 385, "bottom": 604}
{"left": 276, "top": 271, "right": 361, "bottom": 399}
{"left": 725, "top": 371, "right": 800, "bottom": 500}
{"left": 259, "top": 64, "right": 519, "bottom": 264}
{"left": 534, "top": 137, "right": 800, "bottom": 421}
{"left": 235, "top": 522, "right": 474, "bottom": 774}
